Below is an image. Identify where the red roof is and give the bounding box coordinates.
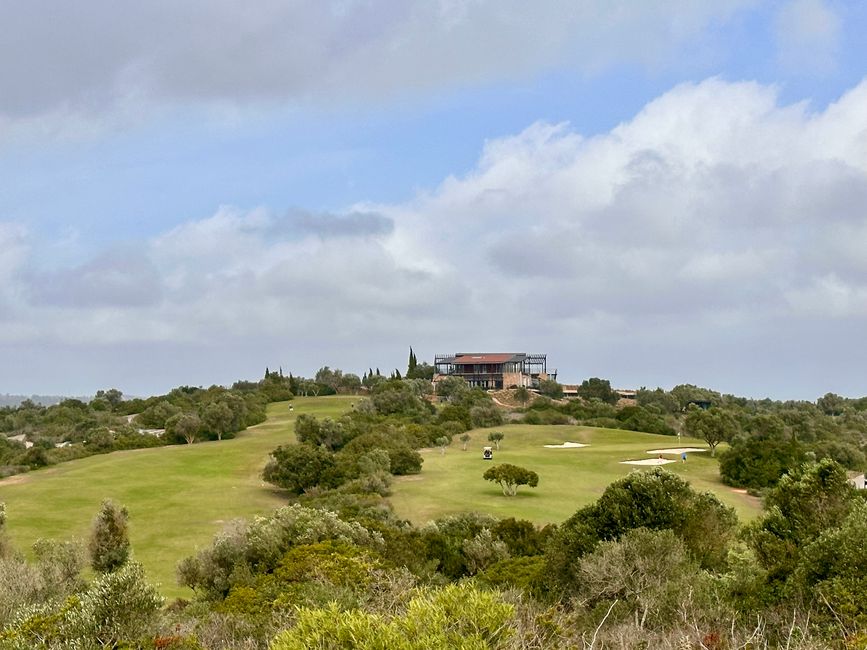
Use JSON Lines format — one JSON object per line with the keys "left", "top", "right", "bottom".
{"left": 451, "top": 353, "right": 523, "bottom": 365}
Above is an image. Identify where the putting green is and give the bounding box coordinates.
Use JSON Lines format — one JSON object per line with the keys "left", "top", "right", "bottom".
{"left": 389, "top": 424, "right": 761, "bottom": 525}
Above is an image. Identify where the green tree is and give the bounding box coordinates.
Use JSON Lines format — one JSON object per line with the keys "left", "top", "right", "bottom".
{"left": 435, "top": 435, "right": 450, "bottom": 455}
{"left": 459, "top": 433, "right": 471, "bottom": 451}
{"left": 94, "top": 388, "right": 124, "bottom": 409}
{"left": 165, "top": 412, "right": 201, "bottom": 444}
{"left": 538, "top": 379, "right": 564, "bottom": 399}
{"left": 200, "top": 401, "right": 233, "bottom": 441}
{"left": 514, "top": 386, "right": 531, "bottom": 406}
{"left": 487, "top": 431, "right": 504, "bottom": 450}
{"left": 574, "top": 528, "right": 711, "bottom": 630}
{"left": 407, "top": 346, "right": 418, "bottom": 377}
{"left": 339, "top": 373, "right": 362, "bottom": 394}
{"left": 576, "top": 377, "right": 617, "bottom": 404}
{"left": 483, "top": 463, "right": 539, "bottom": 496}
{"left": 817, "top": 392, "right": 847, "bottom": 416}
{"left": 407, "top": 362, "right": 435, "bottom": 381}
{"left": 88, "top": 499, "right": 131, "bottom": 574}
{"left": 684, "top": 406, "right": 738, "bottom": 456}
{"left": 435, "top": 376, "right": 469, "bottom": 400}
{"left": 263, "top": 444, "right": 339, "bottom": 494}
{"left": 545, "top": 468, "right": 737, "bottom": 594}
{"left": 718, "top": 427, "right": 804, "bottom": 489}
{"left": 295, "top": 414, "right": 346, "bottom": 451}
{"left": 746, "top": 459, "right": 857, "bottom": 585}
{"left": 470, "top": 403, "right": 503, "bottom": 428}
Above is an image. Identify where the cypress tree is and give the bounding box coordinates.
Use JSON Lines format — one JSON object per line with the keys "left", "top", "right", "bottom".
{"left": 408, "top": 347, "right": 418, "bottom": 376}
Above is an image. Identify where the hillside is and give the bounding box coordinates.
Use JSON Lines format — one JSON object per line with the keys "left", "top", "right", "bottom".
{"left": 0, "top": 396, "right": 357, "bottom": 598}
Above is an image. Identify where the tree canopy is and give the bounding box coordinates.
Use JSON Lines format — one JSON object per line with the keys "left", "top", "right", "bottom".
{"left": 483, "top": 463, "right": 539, "bottom": 496}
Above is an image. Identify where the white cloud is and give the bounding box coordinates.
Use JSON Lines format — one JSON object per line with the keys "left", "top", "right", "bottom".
{"left": 4, "top": 76, "right": 867, "bottom": 396}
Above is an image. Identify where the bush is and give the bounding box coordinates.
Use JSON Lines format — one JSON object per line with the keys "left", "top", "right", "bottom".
{"left": 270, "top": 583, "right": 514, "bottom": 650}
{"left": 88, "top": 499, "right": 130, "bottom": 574}
{"left": 263, "top": 444, "right": 341, "bottom": 494}
{"left": 177, "top": 505, "right": 382, "bottom": 600}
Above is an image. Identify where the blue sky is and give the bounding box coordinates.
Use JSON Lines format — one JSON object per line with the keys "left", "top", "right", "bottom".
{"left": 2, "top": 1, "right": 867, "bottom": 398}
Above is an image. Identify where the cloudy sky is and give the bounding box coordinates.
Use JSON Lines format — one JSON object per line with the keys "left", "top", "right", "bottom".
{"left": 2, "top": 1, "right": 867, "bottom": 399}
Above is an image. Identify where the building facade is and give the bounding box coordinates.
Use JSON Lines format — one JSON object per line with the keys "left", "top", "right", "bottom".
{"left": 433, "top": 353, "right": 554, "bottom": 390}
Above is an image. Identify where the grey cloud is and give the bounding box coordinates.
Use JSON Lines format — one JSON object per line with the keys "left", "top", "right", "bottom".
{"left": 0, "top": 1, "right": 751, "bottom": 120}
{"left": 27, "top": 248, "right": 162, "bottom": 308}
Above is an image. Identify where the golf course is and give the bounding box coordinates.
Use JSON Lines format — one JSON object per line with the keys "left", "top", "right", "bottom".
{"left": 1, "top": 396, "right": 760, "bottom": 598}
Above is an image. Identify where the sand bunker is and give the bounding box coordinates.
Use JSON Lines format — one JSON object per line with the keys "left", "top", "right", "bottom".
{"left": 645, "top": 447, "right": 706, "bottom": 455}
{"left": 543, "top": 441, "right": 588, "bottom": 449}
{"left": 621, "top": 458, "right": 676, "bottom": 466}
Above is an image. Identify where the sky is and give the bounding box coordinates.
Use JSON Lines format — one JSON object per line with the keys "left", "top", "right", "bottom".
{"left": 2, "top": 0, "right": 867, "bottom": 400}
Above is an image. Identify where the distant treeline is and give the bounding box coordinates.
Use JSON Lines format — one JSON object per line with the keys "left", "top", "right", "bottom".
{"left": 0, "top": 394, "right": 91, "bottom": 408}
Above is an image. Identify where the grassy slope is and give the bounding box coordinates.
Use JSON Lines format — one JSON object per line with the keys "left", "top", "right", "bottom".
{"left": 2, "top": 399, "right": 760, "bottom": 597}
{"left": 389, "top": 424, "right": 761, "bottom": 525}
{"left": 0, "top": 396, "right": 356, "bottom": 599}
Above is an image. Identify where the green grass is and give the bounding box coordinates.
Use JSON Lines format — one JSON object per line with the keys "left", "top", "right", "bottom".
{"left": 389, "top": 424, "right": 761, "bottom": 525}
{"left": 2, "top": 400, "right": 761, "bottom": 598}
{"left": 0, "top": 396, "right": 357, "bottom": 599}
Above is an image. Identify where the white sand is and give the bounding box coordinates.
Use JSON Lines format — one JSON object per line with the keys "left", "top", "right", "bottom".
{"left": 621, "top": 458, "right": 676, "bottom": 466}
{"left": 543, "top": 441, "right": 588, "bottom": 449}
{"left": 645, "top": 447, "right": 706, "bottom": 455}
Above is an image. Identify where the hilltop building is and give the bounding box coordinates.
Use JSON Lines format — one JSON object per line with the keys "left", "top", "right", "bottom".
{"left": 433, "top": 353, "right": 554, "bottom": 390}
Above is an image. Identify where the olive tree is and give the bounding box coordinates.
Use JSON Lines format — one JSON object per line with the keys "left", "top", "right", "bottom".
{"left": 487, "top": 431, "right": 504, "bottom": 450}
{"left": 684, "top": 406, "right": 738, "bottom": 456}
{"left": 483, "top": 463, "right": 539, "bottom": 496}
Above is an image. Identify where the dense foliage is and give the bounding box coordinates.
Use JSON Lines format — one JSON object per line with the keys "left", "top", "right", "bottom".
{"left": 262, "top": 377, "right": 506, "bottom": 498}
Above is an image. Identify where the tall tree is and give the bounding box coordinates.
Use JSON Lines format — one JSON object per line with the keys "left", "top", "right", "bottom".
{"left": 407, "top": 347, "right": 418, "bottom": 376}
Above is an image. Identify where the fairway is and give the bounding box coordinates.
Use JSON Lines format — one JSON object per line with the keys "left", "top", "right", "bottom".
{"left": 389, "top": 424, "right": 761, "bottom": 525}
{"left": 2, "top": 400, "right": 761, "bottom": 599}
{"left": 0, "top": 396, "right": 356, "bottom": 599}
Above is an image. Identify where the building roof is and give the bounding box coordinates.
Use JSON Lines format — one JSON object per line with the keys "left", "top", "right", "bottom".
{"left": 447, "top": 353, "right": 526, "bottom": 365}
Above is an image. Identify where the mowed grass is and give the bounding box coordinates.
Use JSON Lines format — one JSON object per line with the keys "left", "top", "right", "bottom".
{"left": 390, "top": 425, "right": 762, "bottom": 525}
{"left": 0, "top": 396, "right": 357, "bottom": 599}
